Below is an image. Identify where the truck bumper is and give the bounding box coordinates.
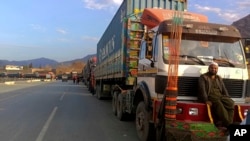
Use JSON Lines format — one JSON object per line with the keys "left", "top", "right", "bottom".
{"left": 165, "top": 120, "right": 227, "bottom": 141}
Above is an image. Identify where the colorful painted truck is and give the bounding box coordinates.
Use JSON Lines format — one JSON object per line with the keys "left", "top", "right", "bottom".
{"left": 95, "top": 0, "right": 187, "bottom": 98}
{"left": 242, "top": 38, "right": 250, "bottom": 78}
{"left": 242, "top": 38, "right": 250, "bottom": 61}
{"left": 83, "top": 56, "right": 97, "bottom": 94}
{"left": 94, "top": 0, "right": 250, "bottom": 141}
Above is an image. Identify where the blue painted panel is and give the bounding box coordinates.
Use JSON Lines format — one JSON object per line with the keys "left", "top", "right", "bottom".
{"left": 97, "top": 0, "right": 187, "bottom": 78}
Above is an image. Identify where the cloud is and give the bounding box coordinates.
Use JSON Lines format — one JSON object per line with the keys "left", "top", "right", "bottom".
{"left": 81, "top": 36, "right": 99, "bottom": 41}
{"left": 112, "top": 0, "right": 122, "bottom": 5}
{"left": 193, "top": 3, "right": 249, "bottom": 23}
{"left": 218, "top": 11, "right": 238, "bottom": 19}
{"left": 82, "top": 0, "right": 122, "bottom": 10}
{"left": 237, "top": 1, "right": 250, "bottom": 9}
{"left": 57, "top": 38, "right": 70, "bottom": 42}
{"left": 30, "top": 24, "right": 46, "bottom": 32}
{"left": 0, "top": 43, "right": 38, "bottom": 49}
{"left": 194, "top": 4, "right": 221, "bottom": 13}
{"left": 56, "top": 28, "right": 67, "bottom": 35}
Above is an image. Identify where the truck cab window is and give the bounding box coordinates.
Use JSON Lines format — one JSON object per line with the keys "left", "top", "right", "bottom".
{"left": 153, "top": 36, "right": 158, "bottom": 62}
{"left": 179, "top": 38, "right": 245, "bottom": 67}
{"left": 139, "top": 41, "right": 146, "bottom": 59}
{"left": 162, "top": 35, "right": 170, "bottom": 60}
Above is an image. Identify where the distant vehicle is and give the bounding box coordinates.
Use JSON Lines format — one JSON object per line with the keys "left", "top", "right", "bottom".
{"left": 61, "top": 74, "right": 68, "bottom": 82}
{"left": 71, "top": 71, "right": 78, "bottom": 84}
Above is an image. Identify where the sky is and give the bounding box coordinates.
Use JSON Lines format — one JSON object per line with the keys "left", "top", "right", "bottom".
{"left": 0, "top": 0, "right": 249, "bottom": 62}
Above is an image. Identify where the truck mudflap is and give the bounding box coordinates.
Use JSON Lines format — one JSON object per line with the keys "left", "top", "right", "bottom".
{"left": 234, "top": 104, "right": 250, "bottom": 122}
{"left": 165, "top": 121, "right": 228, "bottom": 141}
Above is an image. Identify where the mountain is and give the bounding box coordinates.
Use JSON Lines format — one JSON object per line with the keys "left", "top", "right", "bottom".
{"left": 59, "top": 54, "right": 96, "bottom": 66}
{"left": 232, "top": 14, "right": 250, "bottom": 38}
{"left": 0, "top": 57, "right": 59, "bottom": 68}
{"left": 0, "top": 54, "right": 96, "bottom": 68}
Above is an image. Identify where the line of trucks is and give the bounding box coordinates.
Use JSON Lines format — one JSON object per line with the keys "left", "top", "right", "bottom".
{"left": 84, "top": 0, "right": 250, "bottom": 140}
{"left": 83, "top": 56, "right": 97, "bottom": 94}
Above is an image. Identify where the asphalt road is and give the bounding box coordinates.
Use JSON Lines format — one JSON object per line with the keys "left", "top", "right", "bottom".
{"left": 0, "top": 80, "right": 138, "bottom": 141}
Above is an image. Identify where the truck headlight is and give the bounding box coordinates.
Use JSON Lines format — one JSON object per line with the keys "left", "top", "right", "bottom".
{"left": 177, "top": 108, "right": 183, "bottom": 114}
{"left": 244, "top": 109, "right": 249, "bottom": 117}
{"left": 189, "top": 108, "right": 198, "bottom": 116}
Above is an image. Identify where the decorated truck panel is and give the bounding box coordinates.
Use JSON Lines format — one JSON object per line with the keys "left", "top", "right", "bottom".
{"left": 94, "top": 0, "right": 250, "bottom": 141}
{"left": 83, "top": 56, "right": 97, "bottom": 94}
{"left": 95, "top": 0, "right": 187, "bottom": 99}
{"left": 138, "top": 11, "right": 250, "bottom": 140}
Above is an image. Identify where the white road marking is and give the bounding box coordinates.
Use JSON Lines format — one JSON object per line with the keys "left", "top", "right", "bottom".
{"left": 60, "top": 92, "right": 65, "bottom": 101}
{"left": 35, "top": 106, "right": 58, "bottom": 141}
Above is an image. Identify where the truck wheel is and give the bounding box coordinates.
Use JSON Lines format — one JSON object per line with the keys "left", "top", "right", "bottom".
{"left": 136, "top": 101, "right": 152, "bottom": 141}
{"left": 96, "top": 85, "right": 102, "bottom": 100}
{"left": 88, "top": 83, "right": 91, "bottom": 91}
{"left": 92, "top": 88, "right": 96, "bottom": 95}
{"left": 112, "top": 91, "right": 118, "bottom": 115}
{"left": 117, "top": 94, "right": 125, "bottom": 121}
{"left": 90, "top": 86, "right": 95, "bottom": 95}
{"left": 156, "top": 124, "right": 165, "bottom": 141}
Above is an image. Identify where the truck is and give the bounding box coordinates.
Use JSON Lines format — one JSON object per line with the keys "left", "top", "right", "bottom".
{"left": 61, "top": 74, "right": 68, "bottom": 82}
{"left": 94, "top": 0, "right": 250, "bottom": 141}
{"left": 83, "top": 56, "right": 97, "bottom": 94}
{"left": 242, "top": 38, "right": 250, "bottom": 60}
{"left": 95, "top": 0, "right": 187, "bottom": 99}
{"left": 242, "top": 38, "right": 250, "bottom": 77}
{"left": 71, "top": 71, "right": 78, "bottom": 83}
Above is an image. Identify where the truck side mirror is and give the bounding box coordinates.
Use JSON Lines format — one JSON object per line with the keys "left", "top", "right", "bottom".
{"left": 145, "top": 31, "right": 154, "bottom": 59}
{"left": 150, "top": 60, "right": 154, "bottom": 68}
{"left": 245, "top": 46, "right": 250, "bottom": 59}
{"left": 146, "top": 44, "right": 153, "bottom": 59}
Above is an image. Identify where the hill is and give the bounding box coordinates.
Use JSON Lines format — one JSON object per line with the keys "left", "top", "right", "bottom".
{"left": 60, "top": 54, "right": 96, "bottom": 66}
{"left": 0, "top": 57, "right": 58, "bottom": 68}
{"left": 0, "top": 54, "right": 96, "bottom": 68}
{"left": 232, "top": 14, "right": 250, "bottom": 38}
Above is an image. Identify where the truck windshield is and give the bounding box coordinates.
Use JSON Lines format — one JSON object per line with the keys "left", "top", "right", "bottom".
{"left": 162, "top": 35, "right": 245, "bottom": 68}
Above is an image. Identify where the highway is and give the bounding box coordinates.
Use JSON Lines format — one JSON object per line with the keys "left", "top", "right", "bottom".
{"left": 0, "top": 80, "right": 138, "bottom": 141}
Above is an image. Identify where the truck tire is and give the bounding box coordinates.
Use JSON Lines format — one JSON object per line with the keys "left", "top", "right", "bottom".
{"left": 156, "top": 124, "right": 165, "bottom": 141}
{"left": 90, "top": 86, "right": 95, "bottom": 95}
{"left": 117, "top": 94, "right": 126, "bottom": 121}
{"left": 112, "top": 91, "right": 118, "bottom": 115}
{"left": 96, "top": 85, "right": 102, "bottom": 100}
{"left": 136, "top": 101, "right": 153, "bottom": 141}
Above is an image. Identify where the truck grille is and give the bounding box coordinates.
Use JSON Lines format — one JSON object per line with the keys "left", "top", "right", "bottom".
{"left": 223, "top": 79, "right": 243, "bottom": 98}
{"left": 155, "top": 76, "right": 244, "bottom": 98}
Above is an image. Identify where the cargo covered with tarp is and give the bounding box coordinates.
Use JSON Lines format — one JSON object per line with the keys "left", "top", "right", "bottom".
{"left": 95, "top": 0, "right": 187, "bottom": 85}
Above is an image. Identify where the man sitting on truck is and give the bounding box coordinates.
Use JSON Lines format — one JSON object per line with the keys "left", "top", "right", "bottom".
{"left": 198, "top": 62, "right": 234, "bottom": 128}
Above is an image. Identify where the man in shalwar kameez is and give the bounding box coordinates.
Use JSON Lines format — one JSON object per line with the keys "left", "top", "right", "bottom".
{"left": 198, "top": 62, "right": 234, "bottom": 128}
